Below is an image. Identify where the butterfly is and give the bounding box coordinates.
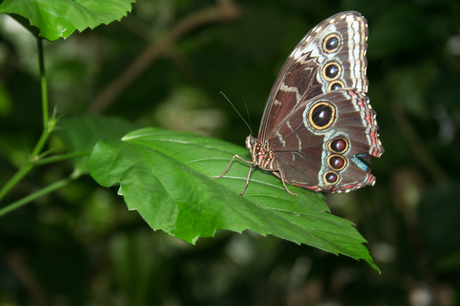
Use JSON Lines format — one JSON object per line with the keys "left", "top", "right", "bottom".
{"left": 215, "top": 11, "right": 384, "bottom": 196}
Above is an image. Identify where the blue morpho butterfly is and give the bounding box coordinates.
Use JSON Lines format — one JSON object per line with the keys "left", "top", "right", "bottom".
{"left": 215, "top": 11, "right": 384, "bottom": 196}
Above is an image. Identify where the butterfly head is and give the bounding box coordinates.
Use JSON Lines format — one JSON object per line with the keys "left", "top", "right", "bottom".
{"left": 245, "top": 135, "right": 256, "bottom": 150}
{"left": 245, "top": 135, "right": 260, "bottom": 164}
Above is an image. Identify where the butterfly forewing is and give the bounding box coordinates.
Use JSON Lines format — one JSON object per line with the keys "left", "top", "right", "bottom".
{"left": 260, "top": 11, "right": 369, "bottom": 142}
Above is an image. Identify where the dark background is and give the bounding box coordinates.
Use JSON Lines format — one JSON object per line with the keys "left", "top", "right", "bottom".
{"left": 1, "top": 0, "right": 459, "bottom": 305}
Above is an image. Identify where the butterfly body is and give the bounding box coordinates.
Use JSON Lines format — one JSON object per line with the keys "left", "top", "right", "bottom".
{"left": 217, "top": 11, "right": 384, "bottom": 195}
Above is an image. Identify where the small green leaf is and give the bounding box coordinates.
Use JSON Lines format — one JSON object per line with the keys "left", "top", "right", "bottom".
{"left": 0, "top": 0, "right": 135, "bottom": 41}
{"left": 88, "top": 127, "right": 379, "bottom": 272}
{"left": 55, "top": 115, "right": 138, "bottom": 173}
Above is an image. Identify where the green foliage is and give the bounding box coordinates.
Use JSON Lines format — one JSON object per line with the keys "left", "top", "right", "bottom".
{"left": 0, "top": 0, "right": 459, "bottom": 304}
{"left": 0, "top": 0, "right": 135, "bottom": 40}
{"left": 88, "top": 127, "right": 378, "bottom": 271}
{"left": 0, "top": 0, "right": 379, "bottom": 279}
{"left": 55, "top": 115, "right": 139, "bottom": 173}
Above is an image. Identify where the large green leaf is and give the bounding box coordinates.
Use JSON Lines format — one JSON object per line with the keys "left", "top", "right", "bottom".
{"left": 56, "top": 115, "right": 138, "bottom": 173}
{"left": 88, "top": 127, "right": 379, "bottom": 272}
{"left": 0, "top": 0, "right": 135, "bottom": 41}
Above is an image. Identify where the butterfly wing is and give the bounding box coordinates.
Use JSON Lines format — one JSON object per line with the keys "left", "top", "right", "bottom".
{"left": 259, "top": 11, "right": 369, "bottom": 142}
{"left": 271, "top": 90, "right": 384, "bottom": 192}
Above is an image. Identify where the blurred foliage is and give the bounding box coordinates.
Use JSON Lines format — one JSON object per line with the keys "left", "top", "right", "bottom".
{"left": 0, "top": 0, "right": 459, "bottom": 305}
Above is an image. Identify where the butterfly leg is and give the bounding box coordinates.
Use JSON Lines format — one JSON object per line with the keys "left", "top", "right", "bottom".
{"left": 279, "top": 172, "right": 297, "bottom": 196}
{"left": 239, "top": 164, "right": 253, "bottom": 196}
{"left": 214, "top": 155, "right": 253, "bottom": 179}
{"left": 214, "top": 155, "right": 255, "bottom": 196}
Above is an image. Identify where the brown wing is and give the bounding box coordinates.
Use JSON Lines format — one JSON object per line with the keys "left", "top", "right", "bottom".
{"left": 258, "top": 11, "right": 369, "bottom": 142}
{"left": 271, "top": 90, "right": 384, "bottom": 193}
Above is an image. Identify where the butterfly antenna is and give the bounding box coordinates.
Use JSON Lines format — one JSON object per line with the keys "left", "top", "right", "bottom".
{"left": 220, "top": 91, "right": 253, "bottom": 135}
{"left": 243, "top": 101, "right": 254, "bottom": 136}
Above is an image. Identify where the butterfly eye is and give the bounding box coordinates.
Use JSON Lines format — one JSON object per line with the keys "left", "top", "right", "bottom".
{"left": 323, "top": 62, "right": 341, "bottom": 81}
{"left": 307, "top": 101, "right": 336, "bottom": 130}
{"left": 245, "top": 136, "right": 256, "bottom": 149}
{"left": 327, "top": 155, "right": 347, "bottom": 171}
{"left": 328, "top": 138, "right": 349, "bottom": 153}
{"left": 328, "top": 81, "right": 344, "bottom": 92}
{"left": 323, "top": 171, "right": 339, "bottom": 185}
{"left": 322, "top": 33, "right": 340, "bottom": 53}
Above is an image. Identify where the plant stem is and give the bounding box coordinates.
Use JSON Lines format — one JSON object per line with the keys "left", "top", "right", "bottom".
{"left": 33, "top": 150, "right": 92, "bottom": 166}
{"left": 0, "top": 37, "right": 53, "bottom": 205}
{"left": 0, "top": 177, "right": 73, "bottom": 217}
{"left": 0, "top": 129, "right": 54, "bottom": 203}
{"left": 38, "top": 38, "right": 49, "bottom": 128}
{"left": 31, "top": 128, "right": 50, "bottom": 158}
{"left": 0, "top": 163, "right": 33, "bottom": 202}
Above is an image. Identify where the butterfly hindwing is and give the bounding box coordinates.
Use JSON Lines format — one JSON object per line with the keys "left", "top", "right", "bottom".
{"left": 271, "top": 90, "right": 383, "bottom": 192}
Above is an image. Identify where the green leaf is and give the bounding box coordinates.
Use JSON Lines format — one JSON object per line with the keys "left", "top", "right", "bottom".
{"left": 55, "top": 115, "right": 138, "bottom": 173}
{"left": 88, "top": 127, "right": 379, "bottom": 272}
{"left": 0, "top": 0, "right": 135, "bottom": 41}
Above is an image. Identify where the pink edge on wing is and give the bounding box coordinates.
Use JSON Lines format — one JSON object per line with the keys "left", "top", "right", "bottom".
{"left": 341, "top": 184, "right": 357, "bottom": 190}
{"left": 365, "top": 112, "right": 372, "bottom": 125}
{"left": 366, "top": 174, "right": 375, "bottom": 184}
{"left": 370, "top": 131, "right": 379, "bottom": 156}
{"left": 348, "top": 90, "right": 357, "bottom": 96}
{"left": 293, "top": 183, "right": 319, "bottom": 192}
